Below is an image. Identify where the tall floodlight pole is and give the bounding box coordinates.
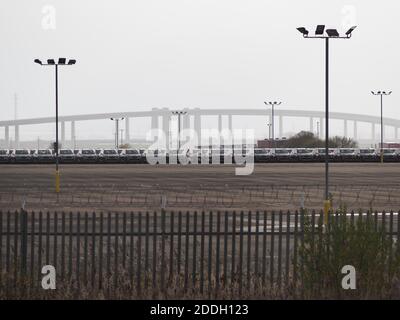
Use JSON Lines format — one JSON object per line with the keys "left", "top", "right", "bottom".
{"left": 171, "top": 111, "right": 187, "bottom": 150}
{"left": 264, "top": 101, "right": 281, "bottom": 147}
{"left": 267, "top": 123, "right": 272, "bottom": 140}
{"left": 110, "top": 117, "right": 124, "bottom": 148}
{"left": 34, "top": 58, "right": 76, "bottom": 193}
{"left": 371, "top": 91, "right": 392, "bottom": 163}
{"left": 297, "top": 25, "right": 356, "bottom": 224}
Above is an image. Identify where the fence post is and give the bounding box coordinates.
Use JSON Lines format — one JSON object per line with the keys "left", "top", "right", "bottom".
{"left": 20, "top": 208, "right": 28, "bottom": 275}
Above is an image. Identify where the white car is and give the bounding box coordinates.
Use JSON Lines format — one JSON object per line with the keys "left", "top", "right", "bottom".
{"left": 273, "top": 148, "right": 295, "bottom": 158}
{"left": 78, "top": 149, "right": 98, "bottom": 163}
{"left": 120, "top": 149, "right": 142, "bottom": 163}
{"left": 34, "top": 149, "right": 54, "bottom": 163}
{"left": 382, "top": 148, "right": 399, "bottom": 157}
{"left": 295, "top": 148, "right": 317, "bottom": 158}
{"left": 10, "top": 149, "right": 32, "bottom": 163}
{"left": 58, "top": 149, "right": 76, "bottom": 163}
{"left": 317, "top": 148, "right": 338, "bottom": 156}
{"left": 0, "top": 149, "right": 10, "bottom": 163}
{"left": 99, "top": 149, "right": 120, "bottom": 162}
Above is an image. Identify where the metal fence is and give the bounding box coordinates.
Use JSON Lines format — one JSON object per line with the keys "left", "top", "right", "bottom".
{"left": 0, "top": 210, "right": 399, "bottom": 297}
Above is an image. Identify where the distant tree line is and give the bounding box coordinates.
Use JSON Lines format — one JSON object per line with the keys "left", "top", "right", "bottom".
{"left": 277, "top": 131, "right": 358, "bottom": 148}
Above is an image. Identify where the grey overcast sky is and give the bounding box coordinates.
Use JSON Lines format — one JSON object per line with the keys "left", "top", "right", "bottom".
{"left": 0, "top": 0, "right": 399, "bottom": 140}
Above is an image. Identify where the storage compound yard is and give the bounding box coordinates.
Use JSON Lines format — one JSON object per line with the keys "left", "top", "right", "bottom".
{"left": 1, "top": 163, "right": 399, "bottom": 212}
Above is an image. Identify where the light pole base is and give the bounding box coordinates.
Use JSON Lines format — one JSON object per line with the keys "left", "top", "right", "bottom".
{"left": 55, "top": 170, "right": 60, "bottom": 193}
{"left": 323, "top": 200, "right": 331, "bottom": 225}
{"left": 380, "top": 153, "right": 384, "bottom": 164}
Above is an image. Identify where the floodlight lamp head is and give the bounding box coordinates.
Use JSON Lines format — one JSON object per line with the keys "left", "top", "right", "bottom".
{"left": 345, "top": 26, "right": 357, "bottom": 37}
{"left": 68, "top": 59, "right": 76, "bottom": 65}
{"left": 326, "top": 29, "right": 339, "bottom": 37}
{"left": 315, "top": 25, "right": 325, "bottom": 35}
{"left": 296, "top": 27, "right": 309, "bottom": 37}
{"left": 47, "top": 59, "right": 56, "bottom": 65}
{"left": 34, "top": 59, "right": 42, "bottom": 65}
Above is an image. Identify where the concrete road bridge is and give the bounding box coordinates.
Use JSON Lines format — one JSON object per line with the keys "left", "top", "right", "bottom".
{"left": 1, "top": 107, "right": 399, "bottom": 147}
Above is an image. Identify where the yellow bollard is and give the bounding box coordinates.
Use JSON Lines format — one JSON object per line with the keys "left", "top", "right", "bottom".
{"left": 323, "top": 200, "right": 331, "bottom": 225}
{"left": 55, "top": 170, "right": 60, "bottom": 193}
{"left": 381, "top": 152, "right": 384, "bottom": 164}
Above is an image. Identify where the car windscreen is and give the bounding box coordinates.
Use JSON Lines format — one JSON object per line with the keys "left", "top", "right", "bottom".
{"left": 103, "top": 150, "right": 117, "bottom": 155}
{"left": 360, "top": 149, "right": 374, "bottom": 154}
{"left": 82, "top": 150, "right": 95, "bottom": 155}
{"left": 275, "top": 149, "right": 291, "bottom": 154}
{"left": 340, "top": 149, "right": 354, "bottom": 154}
{"left": 0, "top": 150, "right": 7, "bottom": 155}
{"left": 125, "top": 150, "right": 139, "bottom": 155}
{"left": 15, "top": 150, "right": 29, "bottom": 155}
{"left": 60, "top": 150, "right": 73, "bottom": 155}
{"left": 38, "top": 150, "right": 51, "bottom": 155}
{"left": 254, "top": 149, "right": 268, "bottom": 154}
{"left": 297, "top": 149, "right": 312, "bottom": 154}
{"left": 383, "top": 149, "right": 395, "bottom": 154}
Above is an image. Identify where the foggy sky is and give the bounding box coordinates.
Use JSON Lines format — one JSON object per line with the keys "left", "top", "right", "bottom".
{"left": 0, "top": 0, "right": 398, "bottom": 140}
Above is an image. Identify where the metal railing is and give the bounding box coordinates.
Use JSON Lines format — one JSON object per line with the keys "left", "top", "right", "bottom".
{"left": 0, "top": 209, "right": 399, "bottom": 297}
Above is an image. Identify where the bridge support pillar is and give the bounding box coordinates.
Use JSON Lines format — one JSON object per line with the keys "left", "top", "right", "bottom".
{"left": 61, "top": 121, "right": 65, "bottom": 147}
{"left": 353, "top": 121, "right": 358, "bottom": 140}
{"left": 125, "top": 118, "right": 130, "bottom": 143}
{"left": 15, "top": 125, "right": 20, "bottom": 148}
{"left": 309, "top": 117, "right": 314, "bottom": 134}
{"left": 151, "top": 108, "right": 159, "bottom": 130}
{"left": 183, "top": 109, "right": 190, "bottom": 131}
{"left": 395, "top": 127, "right": 398, "bottom": 141}
{"left": 320, "top": 118, "right": 324, "bottom": 139}
{"left": 71, "top": 121, "right": 76, "bottom": 148}
{"left": 228, "top": 115, "right": 233, "bottom": 133}
{"left": 194, "top": 109, "right": 201, "bottom": 146}
{"left": 371, "top": 123, "right": 375, "bottom": 141}
{"left": 344, "top": 120, "right": 348, "bottom": 137}
{"left": 279, "top": 116, "right": 283, "bottom": 138}
{"left": 162, "top": 109, "right": 170, "bottom": 150}
{"left": 5, "top": 126, "right": 9, "bottom": 148}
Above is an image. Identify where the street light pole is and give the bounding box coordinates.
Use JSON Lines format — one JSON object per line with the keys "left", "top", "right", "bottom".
{"left": 34, "top": 58, "right": 76, "bottom": 193}
{"left": 267, "top": 123, "right": 272, "bottom": 140}
{"left": 325, "top": 37, "right": 329, "bottom": 203}
{"left": 371, "top": 91, "right": 392, "bottom": 163}
{"left": 171, "top": 111, "right": 187, "bottom": 151}
{"left": 110, "top": 117, "right": 124, "bottom": 149}
{"left": 297, "top": 25, "right": 356, "bottom": 224}
{"left": 264, "top": 101, "right": 282, "bottom": 148}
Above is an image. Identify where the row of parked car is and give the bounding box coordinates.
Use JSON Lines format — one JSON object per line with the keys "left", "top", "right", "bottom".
{"left": 0, "top": 149, "right": 142, "bottom": 163}
{"left": 0, "top": 147, "right": 399, "bottom": 164}
{"left": 253, "top": 148, "right": 399, "bottom": 162}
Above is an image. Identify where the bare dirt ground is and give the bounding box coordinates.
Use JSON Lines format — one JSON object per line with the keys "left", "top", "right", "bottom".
{"left": 0, "top": 163, "right": 400, "bottom": 212}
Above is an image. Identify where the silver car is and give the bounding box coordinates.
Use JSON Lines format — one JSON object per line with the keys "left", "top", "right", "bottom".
{"left": 78, "top": 149, "right": 98, "bottom": 163}
{"left": 10, "top": 149, "right": 32, "bottom": 163}
{"left": 99, "top": 149, "right": 120, "bottom": 162}
{"left": 0, "top": 149, "right": 10, "bottom": 163}
{"left": 34, "top": 149, "right": 54, "bottom": 163}
{"left": 58, "top": 149, "right": 76, "bottom": 163}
